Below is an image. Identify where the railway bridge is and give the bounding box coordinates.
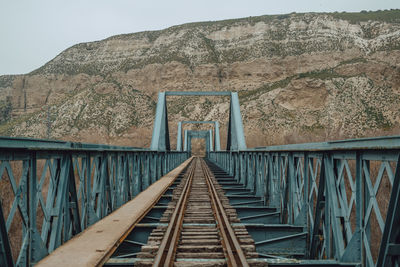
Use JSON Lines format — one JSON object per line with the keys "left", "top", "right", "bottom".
{"left": 0, "top": 92, "right": 399, "bottom": 267}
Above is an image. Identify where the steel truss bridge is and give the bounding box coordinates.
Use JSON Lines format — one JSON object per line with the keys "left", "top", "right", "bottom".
{"left": 0, "top": 91, "right": 399, "bottom": 267}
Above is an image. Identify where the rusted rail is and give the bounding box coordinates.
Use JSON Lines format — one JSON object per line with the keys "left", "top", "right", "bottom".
{"left": 152, "top": 158, "right": 196, "bottom": 266}
{"left": 201, "top": 159, "right": 250, "bottom": 267}
{"left": 36, "top": 157, "right": 193, "bottom": 267}
{"left": 151, "top": 158, "right": 250, "bottom": 267}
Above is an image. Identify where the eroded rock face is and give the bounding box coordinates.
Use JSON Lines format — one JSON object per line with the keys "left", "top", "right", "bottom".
{"left": 0, "top": 11, "right": 399, "bottom": 146}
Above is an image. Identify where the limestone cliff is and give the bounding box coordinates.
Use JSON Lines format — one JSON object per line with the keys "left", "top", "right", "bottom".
{"left": 0, "top": 10, "right": 399, "bottom": 147}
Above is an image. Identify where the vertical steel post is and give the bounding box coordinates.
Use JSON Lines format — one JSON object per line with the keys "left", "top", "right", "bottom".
{"left": 227, "top": 92, "right": 246, "bottom": 150}
{"left": 183, "top": 130, "right": 188, "bottom": 152}
{"left": 288, "top": 153, "right": 295, "bottom": 224}
{"left": 208, "top": 129, "right": 213, "bottom": 152}
{"left": 177, "top": 122, "right": 182, "bottom": 151}
{"left": 150, "top": 92, "right": 170, "bottom": 151}
{"left": 214, "top": 121, "right": 221, "bottom": 151}
{"left": 0, "top": 198, "right": 13, "bottom": 267}
{"left": 28, "top": 152, "right": 48, "bottom": 265}
{"left": 341, "top": 152, "right": 363, "bottom": 262}
{"left": 376, "top": 154, "right": 400, "bottom": 267}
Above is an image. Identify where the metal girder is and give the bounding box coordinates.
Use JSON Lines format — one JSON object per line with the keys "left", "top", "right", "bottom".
{"left": 165, "top": 91, "right": 231, "bottom": 96}
{"left": 184, "top": 130, "right": 212, "bottom": 156}
{"left": 181, "top": 121, "right": 218, "bottom": 123}
{"left": 0, "top": 139, "right": 188, "bottom": 266}
{"left": 215, "top": 122, "right": 221, "bottom": 151}
{"left": 150, "top": 91, "right": 246, "bottom": 151}
{"left": 183, "top": 130, "right": 188, "bottom": 152}
{"left": 208, "top": 135, "right": 400, "bottom": 267}
{"left": 254, "top": 135, "right": 400, "bottom": 151}
{"left": 309, "top": 154, "right": 326, "bottom": 259}
{"left": 227, "top": 92, "right": 246, "bottom": 151}
{"left": 377, "top": 154, "right": 400, "bottom": 267}
{"left": 177, "top": 122, "right": 183, "bottom": 151}
{"left": 0, "top": 199, "right": 13, "bottom": 267}
{"left": 150, "top": 92, "right": 171, "bottom": 151}
{"left": 177, "top": 121, "right": 221, "bottom": 152}
{"left": 245, "top": 224, "right": 307, "bottom": 256}
{"left": 209, "top": 129, "right": 214, "bottom": 152}
{"left": 35, "top": 157, "right": 192, "bottom": 266}
{"left": 0, "top": 136, "right": 145, "bottom": 151}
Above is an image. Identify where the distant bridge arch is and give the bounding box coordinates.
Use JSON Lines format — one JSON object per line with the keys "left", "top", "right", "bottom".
{"left": 176, "top": 121, "right": 221, "bottom": 152}
{"left": 150, "top": 91, "right": 246, "bottom": 151}
{"left": 183, "top": 130, "right": 212, "bottom": 156}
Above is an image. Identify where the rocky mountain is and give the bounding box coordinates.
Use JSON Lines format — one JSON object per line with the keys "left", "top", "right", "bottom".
{"left": 0, "top": 10, "right": 399, "bottom": 147}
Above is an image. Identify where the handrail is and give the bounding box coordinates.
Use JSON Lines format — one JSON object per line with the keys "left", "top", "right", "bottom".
{"left": 226, "top": 135, "right": 400, "bottom": 152}
{"left": 0, "top": 136, "right": 147, "bottom": 151}
{"left": 0, "top": 137, "right": 189, "bottom": 266}
{"left": 208, "top": 135, "right": 400, "bottom": 266}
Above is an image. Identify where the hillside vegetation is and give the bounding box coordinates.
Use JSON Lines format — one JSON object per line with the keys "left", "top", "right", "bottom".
{"left": 0, "top": 9, "right": 399, "bottom": 147}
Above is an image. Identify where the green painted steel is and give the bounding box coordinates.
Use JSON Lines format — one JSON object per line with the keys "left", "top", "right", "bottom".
{"left": 0, "top": 199, "right": 13, "bottom": 267}
{"left": 150, "top": 92, "right": 171, "bottom": 151}
{"left": 177, "top": 121, "right": 221, "bottom": 151}
{"left": 0, "top": 137, "right": 188, "bottom": 266}
{"left": 253, "top": 135, "right": 400, "bottom": 151}
{"left": 227, "top": 92, "right": 246, "bottom": 151}
{"left": 209, "top": 136, "right": 400, "bottom": 267}
{"left": 150, "top": 91, "right": 246, "bottom": 151}
{"left": 376, "top": 154, "right": 400, "bottom": 267}
{"left": 0, "top": 136, "right": 146, "bottom": 151}
{"left": 184, "top": 130, "right": 212, "bottom": 156}
{"left": 165, "top": 91, "right": 231, "bottom": 96}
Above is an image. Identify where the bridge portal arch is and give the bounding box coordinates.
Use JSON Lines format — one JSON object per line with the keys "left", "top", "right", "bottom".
{"left": 176, "top": 121, "right": 221, "bottom": 152}
{"left": 150, "top": 91, "right": 246, "bottom": 151}
{"left": 183, "top": 130, "right": 212, "bottom": 157}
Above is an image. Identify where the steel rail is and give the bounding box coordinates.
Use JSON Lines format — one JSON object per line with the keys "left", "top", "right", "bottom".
{"left": 200, "top": 159, "right": 250, "bottom": 267}
{"left": 152, "top": 159, "right": 196, "bottom": 266}
{"left": 98, "top": 158, "right": 194, "bottom": 266}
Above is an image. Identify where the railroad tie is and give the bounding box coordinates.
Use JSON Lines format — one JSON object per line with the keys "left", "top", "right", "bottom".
{"left": 135, "top": 157, "right": 266, "bottom": 267}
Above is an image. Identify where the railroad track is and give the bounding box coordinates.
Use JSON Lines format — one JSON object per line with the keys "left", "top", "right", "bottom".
{"left": 135, "top": 157, "right": 264, "bottom": 266}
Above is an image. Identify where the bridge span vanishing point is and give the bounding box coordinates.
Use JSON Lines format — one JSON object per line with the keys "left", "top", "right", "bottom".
{"left": 0, "top": 91, "right": 399, "bottom": 267}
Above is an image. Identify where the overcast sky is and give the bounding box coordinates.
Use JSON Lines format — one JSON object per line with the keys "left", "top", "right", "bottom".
{"left": 0, "top": 0, "right": 399, "bottom": 75}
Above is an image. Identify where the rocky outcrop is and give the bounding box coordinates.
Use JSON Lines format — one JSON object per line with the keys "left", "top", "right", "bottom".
{"left": 0, "top": 10, "right": 399, "bottom": 147}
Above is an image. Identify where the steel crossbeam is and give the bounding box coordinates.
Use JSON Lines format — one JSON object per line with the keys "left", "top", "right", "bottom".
{"left": 150, "top": 91, "right": 246, "bottom": 151}
{"left": 183, "top": 130, "right": 213, "bottom": 156}
{"left": 177, "top": 121, "right": 221, "bottom": 151}
{"left": 165, "top": 91, "right": 231, "bottom": 96}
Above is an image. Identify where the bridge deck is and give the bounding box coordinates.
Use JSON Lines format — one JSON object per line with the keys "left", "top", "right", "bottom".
{"left": 36, "top": 157, "right": 193, "bottom": 267}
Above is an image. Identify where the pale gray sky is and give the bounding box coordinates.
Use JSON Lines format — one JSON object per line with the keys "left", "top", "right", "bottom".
{"left": 0, "top": 0, "right": 399, "bottom": 75}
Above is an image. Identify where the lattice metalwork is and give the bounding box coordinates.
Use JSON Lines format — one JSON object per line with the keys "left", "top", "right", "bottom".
{"left": 0, "top": 138, "right": 187, "bottom": 266}
{"left": 209, "top": 136, "right": 400, "bottom": 267}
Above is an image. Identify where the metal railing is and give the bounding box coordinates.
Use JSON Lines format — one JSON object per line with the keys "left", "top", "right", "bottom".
{"left": 0, "top": 137, "right": 188, "bottom": 266}
{"left": 209, "top": 135, "right": 400, "bottom": 267}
